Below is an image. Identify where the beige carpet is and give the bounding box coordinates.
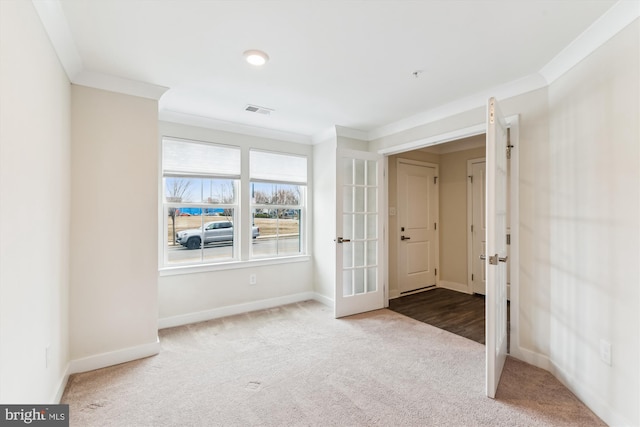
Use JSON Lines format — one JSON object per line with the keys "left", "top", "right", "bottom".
{"left": 62, "top": 301, "right": 604, "bottom": 426}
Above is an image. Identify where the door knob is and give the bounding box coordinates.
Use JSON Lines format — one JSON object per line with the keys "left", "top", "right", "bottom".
{"left": 401, "top": 236, "right": 411, "bottom": 241}
{"left": 480, "top": 254, "right": 508, "bottom": 265}
{"left": 335, "top": 237, "right": 351, "bottom": 243}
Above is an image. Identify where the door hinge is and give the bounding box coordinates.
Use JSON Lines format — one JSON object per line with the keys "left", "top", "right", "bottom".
{"left": 435, "top": 268, "right": 437, "bottom": 276}
{"left": 506, "top": 145, "right": 514, "bottom": 160}
{"left": 507, "top": 234, "right": 511, "bottom": 245}
{"left": 468, "top": 175, "right": 473, "bottom": 183}
{"left": 434, "top": 176, "right": 438, "bottom": 184}
{"left": 472, "top": 274, "right": 474, "bottom": 281}
{"left": 471, "top": 224, "right": 474, "bottom": 232}
{"left": 434, "top": 222, "right": 437, "bottom": 230}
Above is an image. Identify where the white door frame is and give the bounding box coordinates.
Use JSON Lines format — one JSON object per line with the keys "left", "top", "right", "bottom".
{"left": 378, "top": 118, "right": 521, "bottom": 360}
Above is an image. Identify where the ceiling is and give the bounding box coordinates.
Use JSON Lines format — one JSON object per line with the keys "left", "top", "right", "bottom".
{"left": 47, "top": 0, "right": 620, "bottom": 142}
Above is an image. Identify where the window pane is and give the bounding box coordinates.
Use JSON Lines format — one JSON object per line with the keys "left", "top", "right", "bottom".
{"left": 164, "top": 177, "right": 237, "bottom": 204}
{"left": 343, "top": 270, "right": 353, "bottom": 297}
{"left": 203, "top": 179, "right": 236, "bottom": 203}
{"left": 164, "top": 177, "right": 199, "bottom": 204}
{"left": 366, "top": 187, "right": 377, "bottom": 212}
{"left": 353, "top": 241, "right": 365, "bottom": 267}
{"left": 354, "top": 214, "right": 365, "bottom": 240}
{"left": 366, "top": 214, "right": 377, "bottom": 239}
{"left": 366, "top": 160, "right": 377, "bottom": 186}
{"left": 251, "top": 182, "right": 303, "bottom": 206}
{"left": 343, "top": 214, "right": 353, "bottom": 239}
{"left": 366, "top": 268, "right": 377, "bottom": 292}
{"left": 163, "top": 138, "right": 240, "bottom": 176}
{"left": 166, "top": 207, "right": 204, "bottom": 264}
{"left": 366, "top": 240, "right": 377, "bottom": 266}
{"left": 354, "top": 159, "right": 365, "bottom": 185}
{"left": 354, "top": 268, "right": 365, "bottom": 294}
{"left": 343, "top": 240, "right": 353, "bottom": 268}
{"left": 354, "top": 187, "right": 365, "bottom": 212}
{"left": 250, "top": 150, "right": 307, "bottom": 183}
{"left": 166, "top": 209, "right": 236, "bottom": 264}
{"left": 343, "top": 187, "right": 353, "bottom": 213}
{"left": 251, "top": 209, "right": 302, "bottom": 258}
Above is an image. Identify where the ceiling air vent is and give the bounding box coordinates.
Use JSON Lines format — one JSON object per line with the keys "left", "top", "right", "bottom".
{"left": 245, "top": 104, "right": 274, "bottom": 115}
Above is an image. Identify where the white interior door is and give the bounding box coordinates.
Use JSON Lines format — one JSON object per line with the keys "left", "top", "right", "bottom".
{"left": 335, "top": 149, "right": 384, "bottom": 318}
{"left": 397, "top": 160, "right": 438, "bottom": 294}
{"left": 485, "top": 97, "right": 509, "bottom": 398}
{"left": 470, "top": 160, "right": 487, "bottom": 295}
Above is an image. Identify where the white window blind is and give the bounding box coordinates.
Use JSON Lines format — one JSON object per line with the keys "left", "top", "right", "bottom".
{"left": 163, "top": 137, "right": 241, "bottom": 177}
{"left": 250, "top": 150, "right": 307, "bottom": 184}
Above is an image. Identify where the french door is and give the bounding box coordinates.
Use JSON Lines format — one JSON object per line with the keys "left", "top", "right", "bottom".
{"left": 334, "top": 149, "right": 384, "bottom": 318}
{"left": 485, "top": 97, "right": 509, "bottom": 398}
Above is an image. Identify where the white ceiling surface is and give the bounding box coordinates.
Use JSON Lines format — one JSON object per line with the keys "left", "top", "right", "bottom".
{"left": 53, "top": 0, "right": 622, "bottom": 142}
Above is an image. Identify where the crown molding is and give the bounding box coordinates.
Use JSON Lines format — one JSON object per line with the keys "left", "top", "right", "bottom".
{"left": 159, "top": 109, "right": 313, "bottom": 145}
{"left": 368, "top": 73, "right": 546, "bottom": 141}
{"left": 33, "top": 0, "right": 167, "bottom": 101}
{"left": 335, "top": 125, "right": 369, "bottom": 141}
{"left": 540, "top": 1, "right": 640, "bottom": 85}
{"left": 32, "top": 0, "right": 83, "bottom": 80}
{"left": 73, "top": 71, "right": 168, "bottom": 101}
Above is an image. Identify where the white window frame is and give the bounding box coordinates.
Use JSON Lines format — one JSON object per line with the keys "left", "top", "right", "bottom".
{"left": 159, "top": 138, "right": 310, "bottom": 275}
{"left": 249, "top": 149, "right": 308, "bottom": 259}
{"left": 161, "top": 137, "right": 241, "bottom": 268}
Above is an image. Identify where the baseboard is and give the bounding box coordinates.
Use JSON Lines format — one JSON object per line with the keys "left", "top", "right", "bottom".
{"left": 51, "top": 363, "right": 70, "bottom": 403}
{"left": 438, "top": 280, "right": 471, "bottom": 294}
{"left": 509, "top": 344, "right": 551, "bottom": 371}
{"left": 312, "top": 292, "right": 333, "bottom": 307}
{"left": 549, "top": 361, "right": 632, "bottom": 427}
{"left": 158, "top": 292, "right": 316, "bottom": 329}
{"left": 69, "top": 337, "right": 160, "bottom": 375}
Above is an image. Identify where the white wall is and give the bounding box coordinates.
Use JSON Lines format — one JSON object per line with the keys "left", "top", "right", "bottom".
{"left": 158, "top": 122, "right": 315, "bottom": 325}
{"left": 312, "top": 134, "right": 337, "bottom": 304}
{"left": 547, "top": 20, "right": 639, "bottom": 426}
{"left": 70, "top": 85, "right": 159, "bottom": 364}
{"left": 0, "top": 0, "right": 70, "bottom": 402}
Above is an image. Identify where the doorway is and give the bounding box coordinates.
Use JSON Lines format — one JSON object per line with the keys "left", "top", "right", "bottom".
{"left": 381, "top": 119, "right": 519, "bottom": 359}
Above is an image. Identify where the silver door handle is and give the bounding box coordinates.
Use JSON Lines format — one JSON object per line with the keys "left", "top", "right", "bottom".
{"left": 480, "top": 254, "right": 508, "bottom": 264}
{"left": 335, "top": 237, "right": 351, "bottom": 243}
{"left": 401, "top": 236, "right": 411, "bottom": 241}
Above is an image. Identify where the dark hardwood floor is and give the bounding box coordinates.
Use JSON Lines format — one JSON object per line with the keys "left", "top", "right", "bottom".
{"left": 388, "top": 287, "right": 510, "bottom": 346}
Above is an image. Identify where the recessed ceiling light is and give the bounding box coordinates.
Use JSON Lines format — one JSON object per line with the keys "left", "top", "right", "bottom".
{"left": 243, "top": 50, "right": 269, "bottom": 66}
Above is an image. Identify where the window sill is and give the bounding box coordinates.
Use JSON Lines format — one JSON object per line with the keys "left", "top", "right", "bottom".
{"left": 159, "top": 255, "right": 312, "bottom": 277}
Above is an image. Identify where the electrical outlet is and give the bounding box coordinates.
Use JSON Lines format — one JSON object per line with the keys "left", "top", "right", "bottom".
{"left": 599, "top": 339, "right": 611, "bottom": 366}
{"left": 249, "top": 274, "right": 257, "bottom": 285}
